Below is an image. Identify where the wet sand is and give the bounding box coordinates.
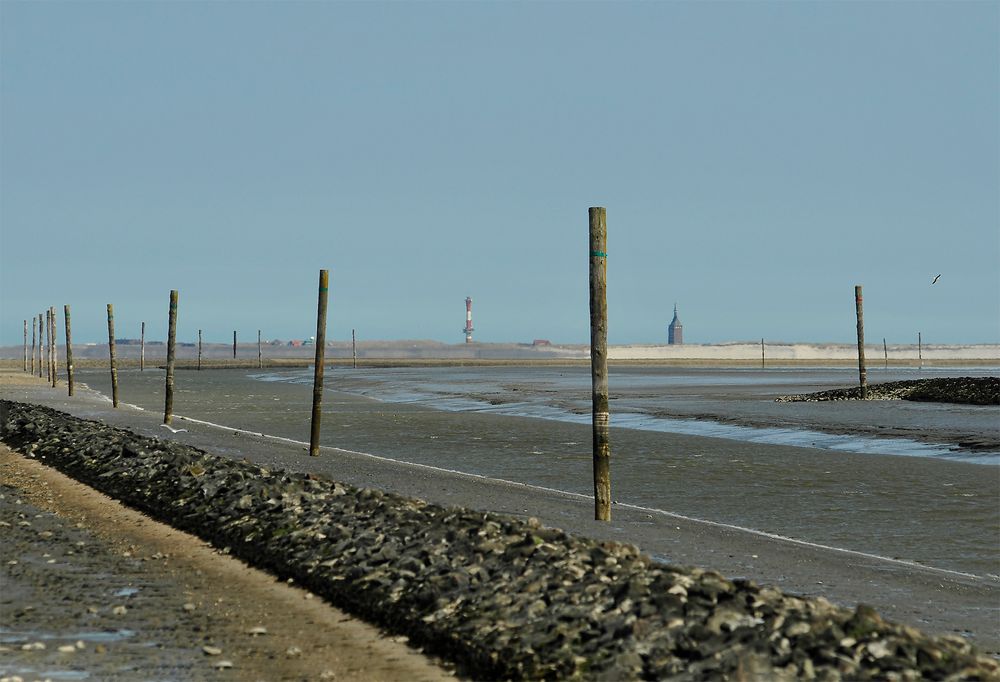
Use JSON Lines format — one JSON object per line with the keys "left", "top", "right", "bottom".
{"left": 1, "top": 370, "right": 998, "bottom": 656}
{"left": 0, "top": 375, "right": 454, "bottom": 681}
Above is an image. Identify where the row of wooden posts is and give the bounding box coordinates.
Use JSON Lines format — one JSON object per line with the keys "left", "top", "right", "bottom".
{"left": 18, "top": 208, "right": 881, "bottom": 523}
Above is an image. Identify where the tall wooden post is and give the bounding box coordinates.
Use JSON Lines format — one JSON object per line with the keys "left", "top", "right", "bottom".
{"left": 198, "top": 329, "right": 203, "bottom": 370}
{"left": 49, "top": 310, "right": 55, "bottom": 383}
{"left": 761, "top": 338, "right": 765, "bottom": 369}
{"left": 50, "top": 307, "right": 58, "bottom": 388}
{"left": 23, "top": 320, "right": 27, "bottom": 372}
{"left": 38, "top": 314, "right": 44, "bottom": 378}
{"left": 258, "top": 330, "right": 262, "bottom": 368}
{"left": 854, "top": 285, "right": 867, "bottom": 399}
{"left": 883, "top": 338, "right": 888, "bottom": 370}
{"left": 51, "top": 308, "right": 57, "bottom": 383}
{"left": 38, "top": 315, "right": 43, "bottom": 375}
{"left": 45, "top": 310, "right": 51, "bottom": 383}
{"left": 233, "top": 330, "right": 237, "bottom": 359}
{"left": 589, "top": 208, "right": 611, "bottom": 521}
{"left": 30, "top": 318, "right": 35, "bottom": 374}
{"left": 64, "top": 305, "right": 75, "bottom": 396}
{"left": 38, "top": 311, "right": 52, "bottom": 381}
{"left": 140, "top": 322, "right": 145, "bottom": 372}
{"left": 918, "top": 332, "right": 923, "bottom": 369}
{"left": 309, "top": 269, "right": 329, "bottom": 457}
{"left": 107, "top": 304, "right": 119, "bottom": 407}
{"left": 164, "top": 290, "right": 178, "bottom": 424}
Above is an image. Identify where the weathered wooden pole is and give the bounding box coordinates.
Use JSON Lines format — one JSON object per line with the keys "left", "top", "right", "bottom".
{"left": 50, "top": 307, "right": 58, "bottom": 388}
{"left": 883, "top": 337, "right": 888, "bottom": 370}
{"left": 258, "top": 329, "right": 262, "bottom": 368}
{"left": 23, "top": 320, "right": 27, "bottom": 372}
{"left": 197, "top": 329, "right": 203, "bottom": 370}
{"left": 761, "top": 338, "right": 765, "bottom": 369}
{"left": 107, "top": 304, "right": 119, "bottom": 407}
{"left": 48, "top": 309, "right": 54, "bottom": 383}
{"left": 140, "top": 322, "right": 145, "bottom": 372}
{"left": 352, "top": 329, "right": 358, "bottom": 369}
{"left": 29, "top": 318, "right": 35, "bottom": 374}
{"left": 45, "top": 309, "right": 52, "bottom": 383}
{"left": 49, "top": 306, "right": 59, "bottom": 388}
{"left": 233, "top": 330, "right": 237, "bottom": 359}
{"left": 854, "top": 285, "right": 867, "bottom": 399}
{"left": 918, "top": 332, "right": 923, "bottom": 369}
{"left": 51, "top": 308, "right": 57, "bottom": 383}
{"left": 37, "top": 315, "right": 43, "bottom": 375}
{"left": 589, "top": 207, "right": 611, "bottom": 522}
{"left": 309, "top": 269, "right": 330, "bottom": 457}
{"left": 38, "top": 313, "right": 44, "bottom": 378}
{"left": 164, "top": 290, "right": 178, "bottom": 424}
{"left": 42, "top": 312, "right": 47, "bottom": 381}
{"left": 64, "top": 305, "right": 74, "bottom": 396}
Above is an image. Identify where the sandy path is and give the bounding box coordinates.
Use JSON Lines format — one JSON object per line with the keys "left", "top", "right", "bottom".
{"left": 0, "top": 443, "right": 456, "bottom": 681}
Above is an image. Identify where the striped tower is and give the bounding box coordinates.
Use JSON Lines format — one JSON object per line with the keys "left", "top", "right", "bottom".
{"left": 464, "top": 297, "right": 474, "bottom": 343}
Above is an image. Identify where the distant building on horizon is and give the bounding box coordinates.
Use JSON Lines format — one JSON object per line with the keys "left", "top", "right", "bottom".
{"left": 668, "top": 304, "right": 683, "bottom": 345}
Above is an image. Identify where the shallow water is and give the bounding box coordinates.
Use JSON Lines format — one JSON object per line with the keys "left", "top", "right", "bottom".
{"left": 72, "top": 365, "right": 1000, "bottom": 577}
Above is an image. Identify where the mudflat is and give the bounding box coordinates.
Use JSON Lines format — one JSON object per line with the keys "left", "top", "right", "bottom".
{"left": 0, "top": 376, "right": 454, "bottom": 681}
{"left": 1, "top": 369, "right": 998, "bottom": 657}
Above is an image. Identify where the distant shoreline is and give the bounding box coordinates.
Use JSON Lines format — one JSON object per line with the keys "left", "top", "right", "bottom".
{"left": 3, "top": 357, "right": 999, "bottom": 372}
{"left": 3, "top": 340, "right": 998, "bottom": 368}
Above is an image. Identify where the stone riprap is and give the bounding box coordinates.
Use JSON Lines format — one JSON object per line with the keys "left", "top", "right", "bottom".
{"left": 1, "top": 401, "right": 996, "bottom": 681}
{"left": 776, "top": 377, "right": 999, "bottom": 406}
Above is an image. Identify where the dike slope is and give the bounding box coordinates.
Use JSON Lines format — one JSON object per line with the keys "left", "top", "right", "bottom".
{"left": 1, "top": 400, "right": 997, "bottom": 681}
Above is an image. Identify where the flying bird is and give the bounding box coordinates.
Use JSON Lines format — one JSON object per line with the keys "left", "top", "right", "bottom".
{"left": 931, "top": 274, "right": 941, "bottom": 285}
{"left": 160, "top": 424, "right": 188, "bottom": 434}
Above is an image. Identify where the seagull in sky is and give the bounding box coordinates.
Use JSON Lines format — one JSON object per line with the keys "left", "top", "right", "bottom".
{"left": 931, "top": 274, "right": 941, "bottom": 285}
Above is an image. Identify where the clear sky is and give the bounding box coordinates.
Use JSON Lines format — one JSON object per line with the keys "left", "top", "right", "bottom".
{"left": 1, "top": 0, "right": 997, "bottom": 347}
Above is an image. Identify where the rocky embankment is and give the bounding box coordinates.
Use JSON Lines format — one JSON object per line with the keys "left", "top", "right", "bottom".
{"left": 776, "top": 377, "right": 999, "bottom": 406}
{"left": 1, "top": 401, "right": 996, "bottom": 681}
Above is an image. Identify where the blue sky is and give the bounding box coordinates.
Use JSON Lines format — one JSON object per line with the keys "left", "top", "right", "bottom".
{"left": 2, "top": 1, "right": 997, "bottom": 346}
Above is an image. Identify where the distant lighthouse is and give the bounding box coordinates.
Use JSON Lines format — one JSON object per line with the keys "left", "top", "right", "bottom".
{"left": 463, "top": 297, "right": 474, "bottom": 343}
{"left": 668, "top": 304, "right": 683, "bottom": 345}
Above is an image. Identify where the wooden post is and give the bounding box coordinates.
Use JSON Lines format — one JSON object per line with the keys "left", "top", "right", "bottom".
{"left": 38, "top": 313, "right": 44, "bottom": 378}
{"left": 64, "top": 305, "right": 74, "bottom": 396}
{"left": 589, "top": 207, "right": 611, "bottom": 522}
{"left": 352, "top": 328, "right": 357, "bottom": 369}
{"left": 38, "top": 312, "right": 52, "bottom": 381}
{"left": 918, "top": 332, "right": 923, "bottom": 370}
{"left": 883, "top": 337, "right": 888, "bottom": 370}
{"left": 45, "top": 310, "right": 51, "bottom": 383}
{"left": 140, "top": 322, "right": 145, "bottom": 372}
{"left": 50, "top": 307, "right": 58, "bottom": 388}
{"left": 309, "top": 269, "right": 329, "bottom": 457}
{"left": 258, "top": 329, "right": 262, "bottom": 368}
{"left": 49, "top": 309, "right": 55, "bottom": 383}
{"left": 107, "top": 304, "right": 119, "bottom": 407}
{"left": 761, "top": 338, "right": 765, "bottom": 369}
{"left": 164, "top": 290, "right": 178, "bottom": 424}
{"left": 30, "top": 318, "right": 35, "bottom": 375}
{"left": 233, "top": 330, "right": 237, "bottom": 359}
{"left": 854, "top": 285, "right": 867, "bottom": 399}
{"left": 198, "top": 329, "right": 202, "bottom": 370}
{"left": 23, "top": 320, "right": 27, "bottom": 372}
